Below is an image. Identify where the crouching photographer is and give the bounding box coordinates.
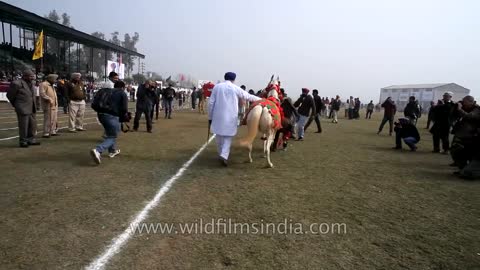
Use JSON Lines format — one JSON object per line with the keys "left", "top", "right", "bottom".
{"left": 393, "top": 118, "right": 421, "bottom": 151}
{"left": 90, "top": 81, "right": 129, "bottom": 165}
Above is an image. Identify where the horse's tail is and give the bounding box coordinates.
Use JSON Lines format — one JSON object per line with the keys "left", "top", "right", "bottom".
{"left": 240, "top": 105, "right": 262, "bottom": 147}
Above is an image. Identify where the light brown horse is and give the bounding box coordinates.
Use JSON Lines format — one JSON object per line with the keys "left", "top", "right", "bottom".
{"left": 240, "top": 79, "right": 281, "bottom": 168}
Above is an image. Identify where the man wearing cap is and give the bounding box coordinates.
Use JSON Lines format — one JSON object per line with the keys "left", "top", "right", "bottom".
{"left": 67, "top": 73, "right": 86, "bottom": 132}
{"left": 39, "top": 74, "right": 59, "bottom": 138}
{"left": 208, "top": 72, "right": 261, "bottom": 166}
{"left": 429, "top": 91, "right": 455, "bottom": 153}
{"left": 7, "top": 70, "right": 41, "bottom": 147}
{"left": 293, "top": 88, "right": 316, "bottom": 141}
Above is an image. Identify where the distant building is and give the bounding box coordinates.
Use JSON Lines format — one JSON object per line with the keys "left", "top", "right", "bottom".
{"left": 380, "top": 83, "right": 470, "bottom": 112}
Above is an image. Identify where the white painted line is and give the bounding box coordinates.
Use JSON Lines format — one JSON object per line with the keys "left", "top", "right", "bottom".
{"left": 0, "top": 117, "right": 98, "bottom": 131}
{"left": 85, "top": 135, "right": 216, "bottom": 270}
{"left": 0, "top": 121, "right": 101, "bottom": 141}
{"left": 0, "top": 110, "right": 97, "bottom": 118}
{"left": 0, "top": 113, "right": 97, "bottom": 123}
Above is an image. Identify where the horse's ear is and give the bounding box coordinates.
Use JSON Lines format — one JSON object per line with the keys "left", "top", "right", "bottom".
{"left": 270, "top": 74, "right": 274, "bottom": 82}
{"left": 277, "top": 76, "right": 280, "bottom": 82}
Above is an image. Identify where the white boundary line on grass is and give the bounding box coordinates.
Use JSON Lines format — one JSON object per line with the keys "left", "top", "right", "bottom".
{"left": 0, "top": 121, "right": 100, "bottom": 141}
{"left": 0, "top": 117, "right": 98, "bottom": 131}
{"left": 85, "top": 135, "right": 216, "bottom": 270}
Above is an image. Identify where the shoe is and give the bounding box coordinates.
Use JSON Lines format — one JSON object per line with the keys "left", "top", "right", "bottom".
{"left": 410, "top": 147, "right": 417, "bottom": 152}
{"left": 19, "top": 143, "right": 29, "bottom": 148}
{"left": 377, "top": 131, "right": 381, "bottom": 135}
{"left": 296, "top": 137, "right": 304, "bottom": 141}
{"left": 132, "top": 128, "right": 138, "bottom": 132}
{"left": 28, "top": 141, "right": 41, "bottom": 146}
{"left": 389, "top": 133, "right": 392, "bottom": 136}
{"left": 315, "top": 131, "right": 322, "bottom": 133}
{"left": 90, "top": 149, "right": 101, "bottom": 164}
{"left": 392, "top": 147, "right": 402, "bottom": 150}
{"left": 42, "top": 135, "right": 50, "bottom": 138}
{"left": 432, "top": 150, "right": 440, "bottom": 153}
{"left": 108, "top": 149, "right": 121, "bottom": 158}
{"left": 76, "top": 128, "right": 86, "bottom": 131}
{"left": 441, "top": 150, "right": 449, "bottom": 155}
{"left": 147, "top": 130, "right": 152, "bottom": 133}
{"left": 168, "top": 116, "right": 172, "bottom": 119}
{"left": 219, "top": 157, "right": 228, "bottom": 167}
{"left": 51, "top": 133, "right": 60, "bottom": 136}
{"left": 69, "top": 129, "right": 77, "bottom": 133}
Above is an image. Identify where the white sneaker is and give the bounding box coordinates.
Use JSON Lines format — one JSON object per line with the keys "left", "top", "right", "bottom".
{"left": 90, "top": 149, "right": 101, "bottom": 164}
{"left": 108, "top": 149, "right": 121, "bottom": 158}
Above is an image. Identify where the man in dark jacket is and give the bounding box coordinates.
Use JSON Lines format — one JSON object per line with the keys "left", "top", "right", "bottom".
{"left": 293, "top": 88, "right": 316, "bottom": 141}
{"left": 404, "top": 96, "right": 421, "bottom": 125}
{"left": 354, "top": 98, "right": 361, "bottom": 119}
{"left": 90, "top": 81, "right": 129, "bottom": 165}
{"left": 450, "top": 96, "right": 480, "bottom": 173}
{"left": 430, "top": 92, "right": 455, "bottom": 153}
{"left": 133, "top": 80, "right": 156, "bottom": 132}
{"left": 6, "top": 70, "right": 40, "bottom": 147}
{"left": 152, "top": 82, "right": 162, "bottom": 120}
{"left": 305, "top": 89, "right": 324, "bottom": 133}
{"left": 393, "top": 118, "right": 421, "bottom": 151}
{"left": 162, "top": 84, "right": 176, "bottom": 119}
{"left": 366, "top": 100, "right": 374, "bottom": 119}
{"left": 191, "top": 87, "right": 197, "bottom": 110}
{"left": 426, "top": 101, "right": 436, "bottom": 129}
{"left": 378, "top": 97, "right": 396, "bottom": 135}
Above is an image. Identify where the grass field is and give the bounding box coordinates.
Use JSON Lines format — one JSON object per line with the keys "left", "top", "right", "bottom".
{"left": 0, "top": 103, "right": 478, "bottom": 270}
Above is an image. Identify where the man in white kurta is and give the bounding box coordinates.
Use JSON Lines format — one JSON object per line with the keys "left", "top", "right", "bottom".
{"left": 208, "top": 72, "right": 261, "bottom": 166}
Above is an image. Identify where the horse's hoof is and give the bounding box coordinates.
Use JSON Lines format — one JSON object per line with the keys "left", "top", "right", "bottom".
{"left": 269, "top": 164, "right": 274, "bottom": 168}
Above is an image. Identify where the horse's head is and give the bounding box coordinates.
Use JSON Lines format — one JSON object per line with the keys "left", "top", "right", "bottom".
{"left": 265, "top": 75, "right": 280, "bottom": 100}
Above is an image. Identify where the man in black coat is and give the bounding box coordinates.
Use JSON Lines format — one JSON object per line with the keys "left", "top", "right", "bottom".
{"left": 304, "top": 89, "right": 324, "bottom": 133}
{"left": 6, "top": 70, "right": 40, "bottom": 147}
{"left": 404, "top": 96, "right": 421, "bottom": 125}
{"left": 293, "top": 88, "right": 316, "bottom": 141}
{"left": 393, "top": 118, "right": 421, "bottom": 151}
{"left": 133, "top": 80, "right": 156, "bottom": 132}
{"left": 450, "top": 96, "right": 480, "bottom": 173}
{"left": 162, "top": 84, "right": 176, "bottom": 119}
{"left": 378, "top": 97, "right": 397, "bottom": 135}
{"left": 430, "top": 92, "right": 455, "bottom": 153}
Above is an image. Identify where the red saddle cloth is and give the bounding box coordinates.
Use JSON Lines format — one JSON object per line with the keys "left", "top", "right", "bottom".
{"left": 246, "top": 97, "right": 283, "bottom": 129}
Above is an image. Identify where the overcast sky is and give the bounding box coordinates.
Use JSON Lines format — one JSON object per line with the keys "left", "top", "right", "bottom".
{"left": 6, "top": 0, "right": 480, "bottom": 101}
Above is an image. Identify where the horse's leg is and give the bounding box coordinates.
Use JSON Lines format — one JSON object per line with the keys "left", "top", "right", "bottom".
{"left": 248, "top": 143, "right": 253, "bottom": 163}
{"left": 266, "top": 130, "right": 275, "bottom": 168}
{"left": 263, "top": 138, "right": 268, "bottom": 158}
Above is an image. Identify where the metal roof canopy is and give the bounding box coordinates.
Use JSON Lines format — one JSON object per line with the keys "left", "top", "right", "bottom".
{"left": 0, "top": 1, "right": 144, "bottom": 58}
{"left": 382, "top": 83, "right": 453, "bottom": 90}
